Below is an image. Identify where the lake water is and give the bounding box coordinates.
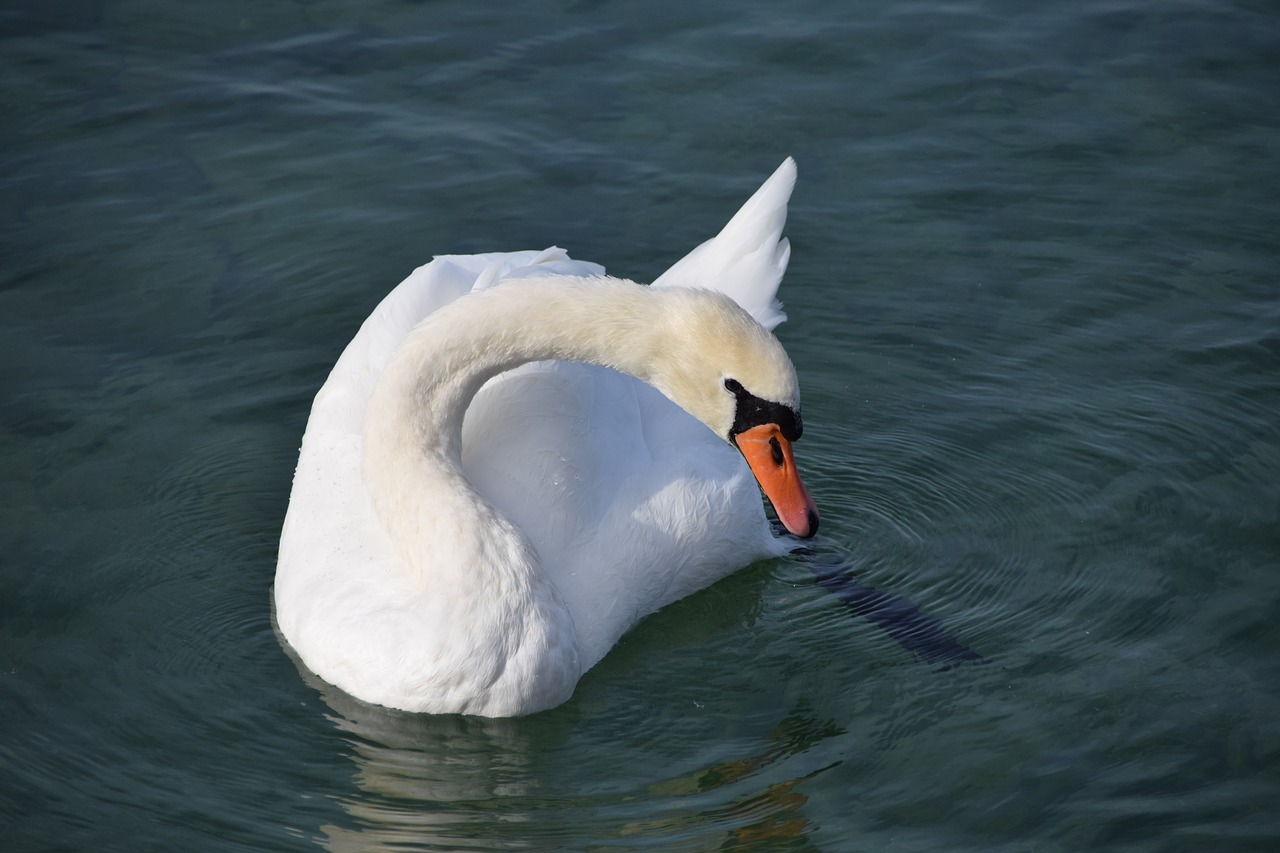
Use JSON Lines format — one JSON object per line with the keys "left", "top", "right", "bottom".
{"left": 3, "top": 1, "right": 1278, "bottom": 850}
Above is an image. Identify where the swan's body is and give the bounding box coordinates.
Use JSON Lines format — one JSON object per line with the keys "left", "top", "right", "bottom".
{"left": 275, "top": 159, "right": 817, "bottom": 716}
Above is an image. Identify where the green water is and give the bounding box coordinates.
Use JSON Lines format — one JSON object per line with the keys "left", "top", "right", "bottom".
{"left": 2, "top": 1, "right": 1277, "bottom": 850}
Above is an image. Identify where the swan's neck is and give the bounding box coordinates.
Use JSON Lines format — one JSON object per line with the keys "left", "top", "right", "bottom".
{"left": 363, "top": 276, "right": 669, "bottom": 569}
{"left": 366, "top": 277, "right": 666, "bottom": 482}
{"left": 360, "top": 277, "right": 684, "bottom": 713}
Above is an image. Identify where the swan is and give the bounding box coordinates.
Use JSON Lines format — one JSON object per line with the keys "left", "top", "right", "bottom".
{"left": 275, "top": 158, "right": 819, "bottom": 716}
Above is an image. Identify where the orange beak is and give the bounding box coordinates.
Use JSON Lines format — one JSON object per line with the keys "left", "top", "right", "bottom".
{"left": 734, "top": 423, "right": 819, "bottom": 539}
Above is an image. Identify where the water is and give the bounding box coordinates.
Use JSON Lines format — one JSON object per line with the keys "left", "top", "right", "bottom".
{"left": 2, "top": 1, "right": 1277, "bottom": 850}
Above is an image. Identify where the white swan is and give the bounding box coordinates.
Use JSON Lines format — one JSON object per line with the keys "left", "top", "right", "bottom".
{"left": 275, "top": 158, "right": 818, "bottom": 716}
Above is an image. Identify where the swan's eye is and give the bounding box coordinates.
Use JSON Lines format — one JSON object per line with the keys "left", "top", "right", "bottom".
{"left": 724, "top": 378, "right": 745, "bottom": 396}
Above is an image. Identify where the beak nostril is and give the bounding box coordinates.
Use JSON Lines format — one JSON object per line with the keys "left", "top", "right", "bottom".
{"left": 735, "top": 422, "right": 817, "bottom": 540}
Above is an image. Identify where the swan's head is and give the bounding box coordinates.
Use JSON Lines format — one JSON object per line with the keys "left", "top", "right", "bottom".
{"left": 646, "top": 287, "right": 819, "bottom": 539}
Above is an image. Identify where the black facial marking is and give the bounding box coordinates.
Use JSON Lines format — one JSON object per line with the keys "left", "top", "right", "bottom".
{"left": 723, "top": 377, "right": 803, "bottom": 442}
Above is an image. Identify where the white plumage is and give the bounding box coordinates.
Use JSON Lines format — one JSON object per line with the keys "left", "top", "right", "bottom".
{"left": 275, "top": 158, "right": 815, "bottom": 716}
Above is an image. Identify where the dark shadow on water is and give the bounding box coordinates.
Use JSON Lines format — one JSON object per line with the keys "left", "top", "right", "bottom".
{"left": 792, "top": 544, "right": 988, "bottom": 668}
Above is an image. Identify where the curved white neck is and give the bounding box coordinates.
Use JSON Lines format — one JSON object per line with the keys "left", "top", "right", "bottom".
{"left": 358, "top": 277, "right": 695, "bottom": 713}
{"left": 361, "top": 277, "right": 672, "bottom": 584}
{"left": 370, "top": 278, "right": 663, "bottom": 455}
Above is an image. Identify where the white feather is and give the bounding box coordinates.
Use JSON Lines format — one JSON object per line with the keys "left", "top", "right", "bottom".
{"left": 275, "top": 161, "right": 805, "bottom": 716}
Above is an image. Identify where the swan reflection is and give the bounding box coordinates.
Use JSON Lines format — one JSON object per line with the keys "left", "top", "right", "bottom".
{"left": 299, "top": 652, "right": 841, "bottom": 852}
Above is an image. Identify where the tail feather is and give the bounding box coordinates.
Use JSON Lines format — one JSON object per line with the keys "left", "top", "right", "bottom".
{"left": 651, "top": 158, "right": 797, "bottom": 331}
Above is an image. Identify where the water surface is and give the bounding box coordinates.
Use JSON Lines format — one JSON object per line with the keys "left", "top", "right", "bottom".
{"left": 3, "top": 1, "right": 1278, "bottom": 850}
